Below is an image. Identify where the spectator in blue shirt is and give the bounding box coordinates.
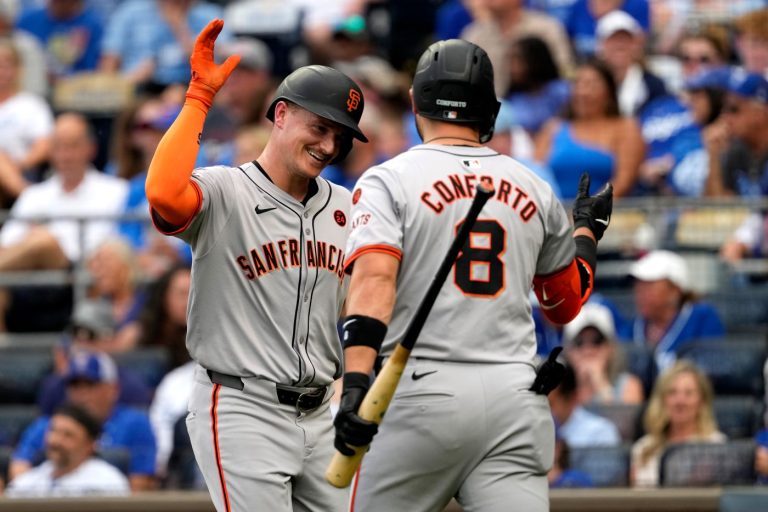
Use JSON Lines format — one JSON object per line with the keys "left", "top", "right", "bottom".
{"left": 99, "top": 0, "right": 226, "bottom": 87}
{"left": 566, "top": 0, "right": 649, "bottom": 59}
{"left": 16, "top": 0, "right": 103, "bottom": 80}
{"left": 9, "top": 351, "right": 157, "bottom": 491}
{"left": 620, "top": 250, "right": 725, "bottom": 372}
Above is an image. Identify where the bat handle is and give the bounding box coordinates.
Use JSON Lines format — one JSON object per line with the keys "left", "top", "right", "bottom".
{"left": 326, "top": 448, "right": 366, "bottom": 488}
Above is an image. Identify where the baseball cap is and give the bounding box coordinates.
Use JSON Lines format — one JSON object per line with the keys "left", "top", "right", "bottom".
{"left": 596, "top": 10, "right": 643, "bottom": 41}
{"left": 71, "top": 299, "right": 115, "bottom": 338}
{"left": 683, "top": 66, "right": 732, "bottom": 91}
{"left": 65, "top": 351, "right": 118, "bottom": 384}
{"left": 727, "top": 68, "right": 768, "bottom": 103}
{"left": 217, "top": 37, "right": 272, "bottom": 72}
{"left": 629, "top": 250, "right": 690, "bottom": 291}
{"left": 562, "top": 303, "right": 616, "bottom": 346}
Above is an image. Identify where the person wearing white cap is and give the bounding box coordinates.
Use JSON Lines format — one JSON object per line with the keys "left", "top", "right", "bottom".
{"left": 626, "top": 250, "right": 725, "bottom": 372}
{"left": 595, "top": 10, "right": 668, "bottom": 117}
{"left": 563, "top": 302, "right": 644, "bottom": 405}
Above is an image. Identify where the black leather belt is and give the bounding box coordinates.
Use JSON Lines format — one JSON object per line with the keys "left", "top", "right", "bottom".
{"left": 207, "top": 370, "right": 327, "bottom": 412}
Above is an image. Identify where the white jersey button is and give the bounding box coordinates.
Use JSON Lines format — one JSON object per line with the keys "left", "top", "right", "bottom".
{"left": 304, "top": 213, "right": 309, "bottom": 218}
{"left": 305, "top": 228, "right": 311, "bottom": 235}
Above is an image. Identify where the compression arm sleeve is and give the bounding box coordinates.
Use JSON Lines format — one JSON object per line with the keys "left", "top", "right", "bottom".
{"left": 145, "top": 97, "right": 208, "bottom": 227}
{"left": 533, "top": 236, "right": 596, "bottom": 325}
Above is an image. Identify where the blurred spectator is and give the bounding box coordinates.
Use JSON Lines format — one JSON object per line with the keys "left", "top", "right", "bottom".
{"left": 757, "top": 359, "right": 768, "bottom": 484}
{"left": 230, "top": 124, "right": 270, "bottom": 166}
{"left": 461, "top": 0, "right": 573, "bottom": 96}
{"left": 621, "top": 250, "right": 725, "bottom": 372}
{"left": 99, "top": 0, "right": 225, "bottom": 87}
{"left": 534, "top": 59, "right": 644, "bottom": 199}
{"left": 548, "top": 364, "right": 621, "bottom": 448}
{"left": 0, "top": 113, "right": 126, "bottom": 330}
{"left": 434, "top": 0, "right": 473, "bottom": 40}
{"left": 676, "top": 24, "right": 731, "bottom": 82}
{"left": 563, "top": 302, "right": 644, "bottom": 405}
{"left": 5, "top": 403, "right": 130, "bottom": 497}
{"left": 548, "top": 435, "right": 594, "bottom": 488}
{"left": 10, "top": 351, "right": 157, "bottom": 491}
{"left": 110, "top": 96, "right": 192, "bottom": 278}
{"left": 0, "top": 0, "right": 47, "bottom": 97}
{"left": 37, "top": 298, "right": 152, "bottom": 415}
{"left": 149, "top": 360, "right": 194, "bottom": 479}
{"left": 720, "top": 212, "right": 768, "bottom": 265}
{"left": 630, "top": 360, "right": 726, "bottom": 488}
{"left": 566, "top": 0, "right": 649, "bottom": 59}
{"left": 85, "top": 238, "right": 145, "bottom": 350}
{"left": 704, "top": 70, "right": 768, "bottom": 197}
{"left": 639, "top": 66, "right": 729, "bottom": 197}
{"left": 15, "top": 0, "right": 103, "bottom": 81}
{"left": 137, "top": 264, "right": 190, "bottom": 369}
{"left": 596, "top": 10, "right": 667, "bottom": 117}
{"left": 734, "top": 8, "right": 768, "bottom": 76}
{"left": 503, "top": 36, "right": 570, "bottom": 138}
{"left": 0, "top": 38, "right": 53, "bottom": 205}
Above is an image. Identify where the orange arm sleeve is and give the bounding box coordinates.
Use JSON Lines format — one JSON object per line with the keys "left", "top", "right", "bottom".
{"left": 145, "top": 97, "right": 208, "bottom": 228}
{"left": 532, "top": 257, "right": 593, "bottom": 325}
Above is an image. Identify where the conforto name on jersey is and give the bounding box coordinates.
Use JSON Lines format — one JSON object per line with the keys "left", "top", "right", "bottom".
{"left": 420, "top": 173, "right": 537, "bottom": 222}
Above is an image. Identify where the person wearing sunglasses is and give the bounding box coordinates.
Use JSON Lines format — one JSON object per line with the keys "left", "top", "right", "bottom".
{"left": 563, "top": 302, "right": 644, "bottom": 405}
{"left": 677, "top": 25, "right": 731, "bottom": 82}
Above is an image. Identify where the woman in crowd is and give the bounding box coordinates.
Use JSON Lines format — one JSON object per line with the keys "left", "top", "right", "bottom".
{"left": 534, "top": 59, "right": 643, "bottom": 199}
{"left": 631, "top": 360, "right": 725, "bottom": 487}
{"left": 563, "top": 302, "right": 644, "bottom": 405}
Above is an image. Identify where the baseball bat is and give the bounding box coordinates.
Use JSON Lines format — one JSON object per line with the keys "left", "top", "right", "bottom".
{"left": 326, "top": 182, "right": 495, "bottom": 488}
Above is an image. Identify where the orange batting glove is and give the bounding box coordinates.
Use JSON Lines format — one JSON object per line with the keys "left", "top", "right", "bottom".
{"left": 186, "top": 19, "right": 240, "bottom": 111}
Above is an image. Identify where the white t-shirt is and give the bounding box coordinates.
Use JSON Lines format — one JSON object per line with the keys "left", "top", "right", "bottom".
{"left": 0, "top": 91, "right": 53, "bottom": 163}
{"left": 149, "top": 361, "right": 195, "bottom": 474}
{"left": 5, "top": 458, "right": 130, "bottom": 497}
{"left": 0, "top": 170, "right": 128, "bottom": 261}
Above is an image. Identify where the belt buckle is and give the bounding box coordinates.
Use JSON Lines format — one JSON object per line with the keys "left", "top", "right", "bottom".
{"left": 296, "top": 388, "right": 324, "bottom": 412}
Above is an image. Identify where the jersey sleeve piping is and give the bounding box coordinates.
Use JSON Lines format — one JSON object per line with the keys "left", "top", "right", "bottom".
{"left": 150, "top": 179, "right": 203, "bottom": 235}
{"left": 344, "top": 244, "right": 403, "bottom": 274}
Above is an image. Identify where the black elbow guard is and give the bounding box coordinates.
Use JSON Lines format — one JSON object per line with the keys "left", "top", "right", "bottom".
{"left": 574, "top": 235, "right": 597, "bottom": 298}
{"left": 341, "top": 315, "right": 387, "bottom": 351}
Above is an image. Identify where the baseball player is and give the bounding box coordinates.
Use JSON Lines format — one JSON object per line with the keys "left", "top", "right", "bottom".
{"left": 145, "top": 20, "right": 367, "bottom": 511}
{"left": 333, "top": 39, "right": 613, "bottom": 511}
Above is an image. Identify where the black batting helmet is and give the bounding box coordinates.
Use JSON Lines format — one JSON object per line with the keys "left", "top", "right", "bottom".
{"left": 412, "top": 39, "right": 501, "bottom": 143}
{"left": 266, "top": 65, "right": 368, "bottom": 163}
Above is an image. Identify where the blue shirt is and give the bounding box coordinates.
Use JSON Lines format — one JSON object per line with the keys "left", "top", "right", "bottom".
{"left": 567, "top": 0, "right": 650, "bottom": 58}
{"left": 504, "top": 80, "right": 570, "bottom": 135}
{"left": 16, "top": 5, "right": 103, "bottom": 75}
{"left": 14, "top": 405, "right": 157, "bottom": 476}
{"left": 102, "top": 0, "right": 226, "bottom": 85}
{"left": 621, "top": 302, "right": 726, "bottom": 372}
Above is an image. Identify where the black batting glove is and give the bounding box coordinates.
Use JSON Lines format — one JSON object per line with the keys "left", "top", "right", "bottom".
{"left": 334, "top": 372, "right": 379, "bottom": 456}
{"left": 529, "top": 347, "right": 566, "bottom": 396}
{"left": 572, "top": 173, "right": 613, "bottom": 241}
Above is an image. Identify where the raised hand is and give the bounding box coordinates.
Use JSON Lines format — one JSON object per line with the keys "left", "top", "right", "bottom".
{"left": 572, "top": 173, "right": 613, "bottom": 241}
{"left": 186, "top": 19, "right": 240, "bottom": 109}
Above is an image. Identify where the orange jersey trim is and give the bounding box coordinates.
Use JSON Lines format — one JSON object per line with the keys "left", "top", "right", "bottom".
{"left": 344, "top": 244, "right": 403, "bottom": 274}
{"left": 149, "top": 180, "right": 203, "bottom": 236}
{"left": 210, "top": 383, "right": 232, "bottom": 512}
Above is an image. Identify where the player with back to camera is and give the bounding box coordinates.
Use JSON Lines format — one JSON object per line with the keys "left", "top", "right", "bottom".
{"left": 145, "top": 19, "right": 368, "bottom": 512}
{"left": 332, "top": 39, "right": 613, "bottom": 511}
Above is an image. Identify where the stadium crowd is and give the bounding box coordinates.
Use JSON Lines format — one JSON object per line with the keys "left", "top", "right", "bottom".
{"left": 0, "top": 0, "right": 766, "bottom": 497}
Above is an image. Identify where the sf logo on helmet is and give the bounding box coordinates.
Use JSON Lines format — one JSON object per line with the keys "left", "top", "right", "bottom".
{"left": 346, "top": 89, "right": 361, "bottom": 112}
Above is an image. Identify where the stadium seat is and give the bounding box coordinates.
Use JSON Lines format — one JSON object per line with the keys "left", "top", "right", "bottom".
{"left": 584, "top": 403, "right": 644, "bottom": 443}
{"left": 713, "top": 397, "right": 763, "bottom": 440}
{"left": 620, "top": 343, "right": 658, "bottom": 398}
{"left": 659, "top": 440, "right": 756, "bottom": 487}
{"left": 0, "top": 349, "right": 53, "bottom": 404}
{"left": 167, "top": 415, "right": 204, "bottom": 490}
{"left": 569, "top": 444, "right": 631, "bottom": 487}
{"left": 674, "top": 207, "right": 751, "bottom": 251}
{"left": 112, "top": 347, "right": 171, "bottom": 389}
{"left": 98, "top": 446, "right": 131, "bottom": 476}
{"left": 677, "top": 340, "right": 767, "bottom": 396}
{"left": 0, "top": 445, "right": 11, "bottom": 484}
{"left": 0, "top": 405, "right": 39, "bottom": 446}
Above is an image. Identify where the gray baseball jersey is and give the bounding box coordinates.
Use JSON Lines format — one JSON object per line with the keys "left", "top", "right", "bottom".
{"left": 169, "top": 161, "right": 350, "bottom": 387}
{"left": 346, "top": 144, "right": 574, "bottom": 365}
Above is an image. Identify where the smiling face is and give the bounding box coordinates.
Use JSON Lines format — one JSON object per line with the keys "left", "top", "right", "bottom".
{"left": 663, "top": 371, "right": 703, "bottom": 430}
{"left": 571, "top": 64, "right": 613, "bottom": 119}
{"left": 274, "top": 101, "right": 347, "bottom": 180}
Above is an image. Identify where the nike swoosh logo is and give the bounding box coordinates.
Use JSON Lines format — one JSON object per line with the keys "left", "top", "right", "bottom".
{"left": 412, "top": 370, "right": 437, "bottom": 381}
{"left": 595, "top": 217, "right": 610, "bottom": 226}
{"left": 255, "top": 205, "right": 277, "bottom": 215}
{"left": 540, "top": 298, "right": 565, "bottom": 310}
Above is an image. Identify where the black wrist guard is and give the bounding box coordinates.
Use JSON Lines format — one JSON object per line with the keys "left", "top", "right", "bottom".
{"left": 342, "top": 315, "right": 387, "bottom": 351}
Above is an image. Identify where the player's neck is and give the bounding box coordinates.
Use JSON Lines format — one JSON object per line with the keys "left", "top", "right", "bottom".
{"left": 424, "top": 135, "right": 482, "bottom": 147}
{"left": 421, "top": 123, "right": 482, "bottom": 147}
